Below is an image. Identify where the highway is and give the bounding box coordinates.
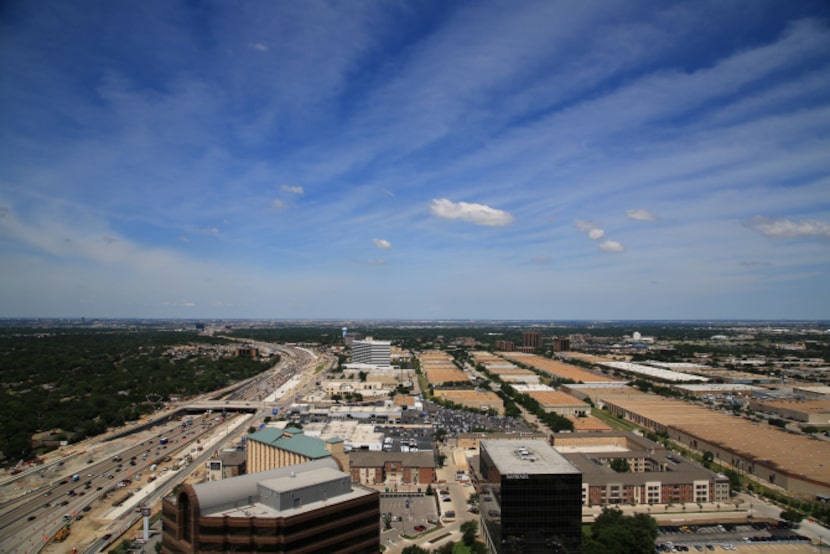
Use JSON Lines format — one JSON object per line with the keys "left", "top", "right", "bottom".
{"left": 0, "top": 342, "right": 331, "bottom": 554}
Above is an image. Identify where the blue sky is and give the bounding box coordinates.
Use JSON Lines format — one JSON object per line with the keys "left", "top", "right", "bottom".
{"left": 1, "top": 1, "right": 829, "bottom": 320}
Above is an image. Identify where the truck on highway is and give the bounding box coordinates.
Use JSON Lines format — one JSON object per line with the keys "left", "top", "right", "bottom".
{"left": 53, "top": 525, "right": 70, "bottom": 541}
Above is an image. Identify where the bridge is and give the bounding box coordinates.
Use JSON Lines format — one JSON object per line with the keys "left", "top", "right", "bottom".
{"left": 182, "top": 400, "right": 265, "bottom": 413}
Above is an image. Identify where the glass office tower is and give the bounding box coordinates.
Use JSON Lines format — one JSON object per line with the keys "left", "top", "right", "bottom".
{"left": 480, "top": 439, "right": 582, "bottom": 553}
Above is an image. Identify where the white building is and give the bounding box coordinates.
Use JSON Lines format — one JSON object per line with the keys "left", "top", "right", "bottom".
{"left": 351, "top": 338, "right": 391, "bottom": 366}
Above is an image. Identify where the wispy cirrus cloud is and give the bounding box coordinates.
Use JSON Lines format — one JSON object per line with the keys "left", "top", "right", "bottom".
{"left": 626, "top": 208, "right": 657, "bottom": 221}
{"left": 430, "top": 198, "right": 514, "bottom": 227}
{"left": 281, "top": 185, "right": 304, "bottom": 195}
{"left": 372, "top": 238, "right": 392, "bottom": 250}
{"left": 745, "top": 216, "right": 830, "bottom": 239}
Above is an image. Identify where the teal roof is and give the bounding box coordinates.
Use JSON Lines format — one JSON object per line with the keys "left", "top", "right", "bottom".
{"left": 248, "top": 428, "right": 331, "bottom": 459}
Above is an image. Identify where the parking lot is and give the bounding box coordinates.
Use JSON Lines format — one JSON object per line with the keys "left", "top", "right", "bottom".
{"left": 380, "top": 493, "right": 440, "bottom": 537}
{"left": 657, "top": 522, "right": 813, "bottom": 552}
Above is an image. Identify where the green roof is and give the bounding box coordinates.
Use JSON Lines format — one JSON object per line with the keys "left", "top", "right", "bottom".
{"left": 248, "top": 428, "right": 331, "bottom": 459}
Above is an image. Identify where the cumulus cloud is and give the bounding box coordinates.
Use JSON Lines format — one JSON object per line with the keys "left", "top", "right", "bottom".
{"left": 372, "top": 238, "right": 392, "bottom": 250}
{"left": 281, "top": 185, "right": 304, "bottom": 195}
{"left": 626, "top": 208, "right": 657, "bottom": 221}
{"left": 745, "top": 216, "right": 830, "bottom": 239}
{"left": 575, "top": 219, "right": 604, "bottom": 240}
{"left": 599, "top": 240, "right": 625, "bottom": 252}
{"left": 430, "top": 198, "right": 514, "bottom": 227}
{"left": 204, "top": 227, "right": 220, "bottom": 235}
{"left": 271, "top": 199, "right": 285, "bottom": 210}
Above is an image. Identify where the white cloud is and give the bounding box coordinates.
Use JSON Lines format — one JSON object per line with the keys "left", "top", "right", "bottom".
{"left": 281, "top": 185, "right": 304, "bottom": 195}
{"left": 626, "top": 208, "right": 657, "bottom": 221}
{"left": 599, "top": 240, "right": 625, "bottom": 253}
{"left": 368, "top": 259, "right": 385, "bottom": 265}
{"left": 271, "top": 199, "right": 285, "bottom": 210}
{"left": 250, "top": 42, "right": 268, "bottom": 52}
{"left": 746, "top": 216, "right": 830, "bottom": 239}
{"left": 372, "top": 238, "right": 392, "bottom": 250}
{"left": 575, "top": 219, "right": 605, "bottom": 240}
{"left": 430, "top": 198, "right": 514, "bottom": 227}
{"left": 179, "top": 235, "right": 190, "bottom": 243}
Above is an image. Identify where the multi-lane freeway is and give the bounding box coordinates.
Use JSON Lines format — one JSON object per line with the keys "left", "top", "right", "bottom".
{"left": 0, "top": 342, "right": 332, "bottom": 554}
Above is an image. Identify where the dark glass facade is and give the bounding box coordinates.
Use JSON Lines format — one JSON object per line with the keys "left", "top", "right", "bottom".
{"left": 480, "top": 441, "right": 582, "bottom": 554}
{"left": 498, "top": 473, "right": 582, "bottom": 553}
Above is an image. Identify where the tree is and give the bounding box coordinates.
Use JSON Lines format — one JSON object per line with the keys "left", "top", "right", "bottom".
{"left": 401, "top": 546, "right": 430, "bottom": 554}
{"left": 461, "top": 520, "right": 478, "bottom": 546}
{"left": 610, "top": 458, "right": 631, "bottom": 473}
{"left": 724, "top": 468, "right": 742, "bottom": 492}
{"left": 780, "top": 509, "right": 804, "bottom": 527}
{"left": 583, "top": 508, "right": 658, "bottom": 554}
{"left": 702, "top": 451, "right": 714, "bottom": 469}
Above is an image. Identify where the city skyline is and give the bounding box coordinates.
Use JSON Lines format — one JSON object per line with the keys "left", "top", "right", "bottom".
{"left": 1, "top": 1, "right": 829, "bottom": 320}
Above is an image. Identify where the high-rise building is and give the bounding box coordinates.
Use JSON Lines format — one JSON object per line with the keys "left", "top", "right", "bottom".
{"left": 479, "top": 439, "right": 582, "bottom": 553}
{"left": 553, "top": 338, "right": 571, "bottom": 352}
{"left": 522, "top": 331, "right": 542, "bottom": 349}
{"left": 161, "top": 458, "right": 379, "bottom": 554}
{"left": 351, "top": 338, "right": 391, "bottom": 366}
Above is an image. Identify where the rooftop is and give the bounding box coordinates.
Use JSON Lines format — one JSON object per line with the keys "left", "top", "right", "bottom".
{"left": 481, "top": 439, "right": 580, "bottom": 476}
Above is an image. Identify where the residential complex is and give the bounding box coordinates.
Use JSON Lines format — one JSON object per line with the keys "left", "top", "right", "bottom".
{"left": 553, "top": 432, "right": 730, "bottom": 506}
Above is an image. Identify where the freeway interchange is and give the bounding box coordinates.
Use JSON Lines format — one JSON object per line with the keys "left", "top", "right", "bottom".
{"left": 0, "top": 343, "right": 330, "bottom": 554}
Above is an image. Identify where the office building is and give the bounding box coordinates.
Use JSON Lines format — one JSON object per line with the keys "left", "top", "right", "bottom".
{"left": 161, "top": 458, "right": 379, "bottom": 553}
{"left": 480, "top": 439, "right": 582, "bottom": 553}
{"left": 247, "top": 427, "right": 346, "bottom": 474}
{"left": 351, "top": 338, "right": 391, "bottom": 366}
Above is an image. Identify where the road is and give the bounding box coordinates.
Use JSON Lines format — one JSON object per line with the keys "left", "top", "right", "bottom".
{"left": 0, "top": 342, "right": 329, "bottom": 554}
